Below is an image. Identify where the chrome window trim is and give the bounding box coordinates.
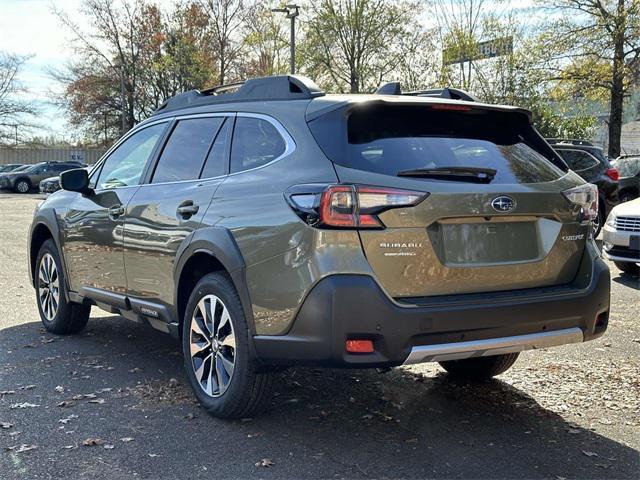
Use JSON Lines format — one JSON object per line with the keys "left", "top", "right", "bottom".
{"left": 135, "top": 111, "right": 296, "bottom": 186}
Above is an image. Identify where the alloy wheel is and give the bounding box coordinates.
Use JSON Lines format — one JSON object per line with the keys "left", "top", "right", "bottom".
{"left": 38, "top": 253, "right": 60, "bottom": 321}
{"left": 189, "top": 294, "right": 237, "bottom": 397}
{"left": 17, "top": 181, "right": 29, "bottom": 193}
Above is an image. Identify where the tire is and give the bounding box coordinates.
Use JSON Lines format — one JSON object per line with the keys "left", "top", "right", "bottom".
{"left": 614, "top": 261, "right": 640, "bottom": 276}
{"left": 35, "top": 239, "right": 90, "bottom": 334}
{"left": 439, "top": 353, "right": 519, "bottom": 380}
{"left": 14, "top": 179, "right": 30, "bottom": 193}
{"left": 182, "top": 272, "right": 274, "bottom": 419}
{"left": 592, "top": 205, "right": 604, "bottom": 238}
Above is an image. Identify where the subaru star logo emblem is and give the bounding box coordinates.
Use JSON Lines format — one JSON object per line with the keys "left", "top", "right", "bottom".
{"left": 491, "top": 196, "right": 516, "bottom": 213}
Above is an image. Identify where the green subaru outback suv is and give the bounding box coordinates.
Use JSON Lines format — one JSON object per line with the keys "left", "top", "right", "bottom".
{"left": 28, "top": 76, "right": 610, "bottom": 418}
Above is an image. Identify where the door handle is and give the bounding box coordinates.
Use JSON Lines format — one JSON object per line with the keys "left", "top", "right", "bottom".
{"left": 177, "top": 201, "right": 199, "bottom": 218}
{"left": 108, "top": 204, "right": 125, "bottom": 219}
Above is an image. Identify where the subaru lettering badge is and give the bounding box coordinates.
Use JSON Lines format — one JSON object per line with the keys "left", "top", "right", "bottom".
{"left": 491, "top": 196, "right": 516, "bottom": 213}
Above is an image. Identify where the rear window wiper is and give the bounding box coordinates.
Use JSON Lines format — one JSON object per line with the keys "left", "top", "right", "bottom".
{"left": 397, "top": 166, "right": 496, "bottom": 183}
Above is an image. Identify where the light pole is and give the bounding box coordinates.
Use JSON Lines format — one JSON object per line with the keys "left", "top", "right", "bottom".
{"left": 272, "top": 4, "right": 300, "bottom": 75}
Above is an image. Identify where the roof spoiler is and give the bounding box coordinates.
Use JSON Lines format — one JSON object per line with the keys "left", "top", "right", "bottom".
{"left": 153, "top": 75, "right": 325, "bottom": 115}
{"left": 375, "top": 82, "right": 479, "bottom": 102}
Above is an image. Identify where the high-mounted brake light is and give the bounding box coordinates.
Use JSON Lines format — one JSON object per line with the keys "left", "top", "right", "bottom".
{"left": 562, "top": 183, "right": 598, "bottom": 224}
{"left": 431, "top": 104, "right": 473, "bottom": 112}
{"left": 286, "top": 184, "right": 428, "bottom": 229}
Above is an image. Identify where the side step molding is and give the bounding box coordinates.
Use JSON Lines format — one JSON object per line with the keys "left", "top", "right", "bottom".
{"left": 403, "top": 327, "right": 584, "bottom": 364}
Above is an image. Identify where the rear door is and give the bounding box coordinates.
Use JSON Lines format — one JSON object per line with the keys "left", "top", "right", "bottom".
{"left": 122, "top": 114, "right": 232, "bottom": 308}
{"left": 308, "top": 102, "right": 589, "bottom": 298}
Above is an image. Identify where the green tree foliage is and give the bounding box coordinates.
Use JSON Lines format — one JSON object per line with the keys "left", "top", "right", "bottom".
{"left": 540, "top": 0, "right": 640, "bottom": 157}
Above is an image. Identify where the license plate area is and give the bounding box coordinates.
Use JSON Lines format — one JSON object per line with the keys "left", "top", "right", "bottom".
{"left": 428, "top": 217, "right": 542, "bottom": 266}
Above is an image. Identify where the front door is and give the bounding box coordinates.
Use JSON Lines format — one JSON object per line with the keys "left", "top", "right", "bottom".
{"left": 61, "top": 123, "right": 167, "bottom": 294}
{"left": 123, "top": 115, "right": 232, "bottom": 307}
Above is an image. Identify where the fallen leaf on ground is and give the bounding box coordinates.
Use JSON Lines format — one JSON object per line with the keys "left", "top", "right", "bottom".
{"left": 10, "top": 402, "right": 39, "bottom": 409}
{"left": 57, "top": 401, "right": 75, "bottom": 408}
{"left": 255, "top": 458, "right": 274, "bottom": 468}
{"left": 120, "top": 437, "right": 134, "bottom": 442}
{"left": 88, "top": 398, "right": 105, "bottom": 404}
{"left": 1, "top": 422, "right": 13, "bottom": 429}
{"left": 148, "top": 453, "right": 160, "bottom": 457}
{"left": 15, "top": 444, "right": 38, "bottom": 453}
{"left": 59, "top": 415, "right": 78, "bottom": 424}
{"left": 103, "top": 444, "right": 114, "bottom": 450}
{"left": 19, "top": 385, "right": 36, "bottom": 391}
{"left": 582, "top": 451, "right": 599, "bottom": 457}
{"left": 129, "top": 368, "right": 143, "bottom": 373}
{"left": 82, "top": 438, "right": 103, "bottom": 446}
{"left": 0, "top": 390, "right": 16, "bottom": 396}
{"left": 54, "top": 386, "right": 64, "bottom": 393}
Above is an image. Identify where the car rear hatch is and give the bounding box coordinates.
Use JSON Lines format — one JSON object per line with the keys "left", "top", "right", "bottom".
{"left": 306, "top": 99, "right": 594, "bottom": 299}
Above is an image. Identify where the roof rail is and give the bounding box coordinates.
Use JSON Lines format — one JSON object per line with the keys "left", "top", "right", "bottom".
{"left": 546, "top": 138, "right": 594, "bottom": 146}
{"left": 375, "top": 82, "right": 479, "bottom": 102}
{"left": 153, "top": 75, "right": 325, "bottom": 115}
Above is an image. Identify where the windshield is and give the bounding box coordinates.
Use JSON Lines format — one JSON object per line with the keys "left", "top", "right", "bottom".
{"left": 308, "top": 103, "right": 567, "bottom": 184}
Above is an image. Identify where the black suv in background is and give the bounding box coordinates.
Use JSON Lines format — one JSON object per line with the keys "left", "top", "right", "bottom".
{"left": 612, "top": 155, "right": 640, "bottom": 203}
{"left": 0, "top": 161, "right": 85, "bottom": 193}
{"left": 548, "top": 139, "right": 619, "bottom": 235}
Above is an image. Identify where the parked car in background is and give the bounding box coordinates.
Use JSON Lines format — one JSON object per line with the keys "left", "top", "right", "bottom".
{"left": 28, "top": 75, "right": 610, "bottom": 419}
{"left": 603, "top": 197, "right": 640, "bottom": 276}
{"left": 0, "top": 161, "right": 85, "bottom": 193}
{"left": 0, "top": 163, "right": 24, "bottom": 173}
{"left": 612, "top": 155, "right": 640, "bottom": 203}
{"left": 39, "top": 166, "right": 92, "bottom": 194}
{"left": 548, "top": 139, "right": 619, "bottom": 236}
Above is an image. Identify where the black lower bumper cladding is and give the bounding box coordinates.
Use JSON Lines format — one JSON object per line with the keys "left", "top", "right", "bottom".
{"left": 253, "top": 249, "right": 610, "bottom": 368}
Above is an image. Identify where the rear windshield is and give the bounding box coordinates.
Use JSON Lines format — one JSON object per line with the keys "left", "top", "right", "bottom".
{"left": 308, "top": 103, "right": 568, "bottom": 184}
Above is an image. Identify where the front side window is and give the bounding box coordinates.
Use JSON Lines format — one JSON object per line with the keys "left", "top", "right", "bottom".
{"left": 230, "top": 117, "right": 286, "bottom": 173}
{"left": 152, "top": 117, "right": 224, "bottom": 183}
{"left": 95, "top": 123, "right": 165, "bottom": 189}
{"left": 558, "top": 150, "right": 599, "bottom": 171}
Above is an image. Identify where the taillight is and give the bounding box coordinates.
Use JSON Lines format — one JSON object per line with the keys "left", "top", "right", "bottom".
{"left": 605, "top": 168, "right": 619, "bottom": 181}
{"left": 563, "top": 183, "right": 599, "bottom": 223}
{"left": 286, "top": 184, "right": 428, "bottom": 229}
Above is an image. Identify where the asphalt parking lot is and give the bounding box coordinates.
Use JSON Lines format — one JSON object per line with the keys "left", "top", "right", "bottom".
{"left": 1, "top": 192, "right": 639, "bottom": 479}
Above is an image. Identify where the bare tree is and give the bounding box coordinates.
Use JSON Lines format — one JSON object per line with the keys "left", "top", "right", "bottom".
{"left": 0, "top": 52, "right": 37, "bottom": 144}
{"left": 302, "top": 0, "right": 424, "bottom": 93}
{"left": 200, "top": 0, "right": 249, "bottom": 84}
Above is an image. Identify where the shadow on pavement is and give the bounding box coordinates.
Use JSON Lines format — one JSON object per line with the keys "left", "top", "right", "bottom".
{"left": 1, "top": 315, "right": 638, "bottom": 479}
{"left": 611, "top": 271, "right": 639, "bottom": 290}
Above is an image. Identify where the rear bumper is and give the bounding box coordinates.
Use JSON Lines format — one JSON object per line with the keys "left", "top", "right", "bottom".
{"left": 253, "top": 248, "right": 610, "bottom": 368}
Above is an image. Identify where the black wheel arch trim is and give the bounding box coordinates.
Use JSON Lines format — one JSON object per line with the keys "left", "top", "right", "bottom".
{"left": 173, "top": 226, "right": 255, "bottom": 334}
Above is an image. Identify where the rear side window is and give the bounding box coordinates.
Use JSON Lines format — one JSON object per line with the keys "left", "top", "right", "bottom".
{"left": 557, "top": 149, "right": 599, "bottom": 171}
{"left": 152, "top": 117, "right": 224, "bottom": 183}
{"left": 308, "top": 103, "right": 567, "bottom": 184}
{"left": 230, "top": 117, "right": 286, "bottom": 173}
{"left": 617, "top": 158, "right": 640, "bottom": 177}
{"left": 200, "top": 118, "right": 231, "bottom": 179}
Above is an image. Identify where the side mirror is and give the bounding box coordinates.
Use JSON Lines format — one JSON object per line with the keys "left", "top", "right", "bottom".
{"left": 60, "top": 168, "right": 92, "bottom": 194}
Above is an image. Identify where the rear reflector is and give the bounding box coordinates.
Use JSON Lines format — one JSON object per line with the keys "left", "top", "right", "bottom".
{"left": 345, "top": 339, "right": 374, "bottom": 353}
